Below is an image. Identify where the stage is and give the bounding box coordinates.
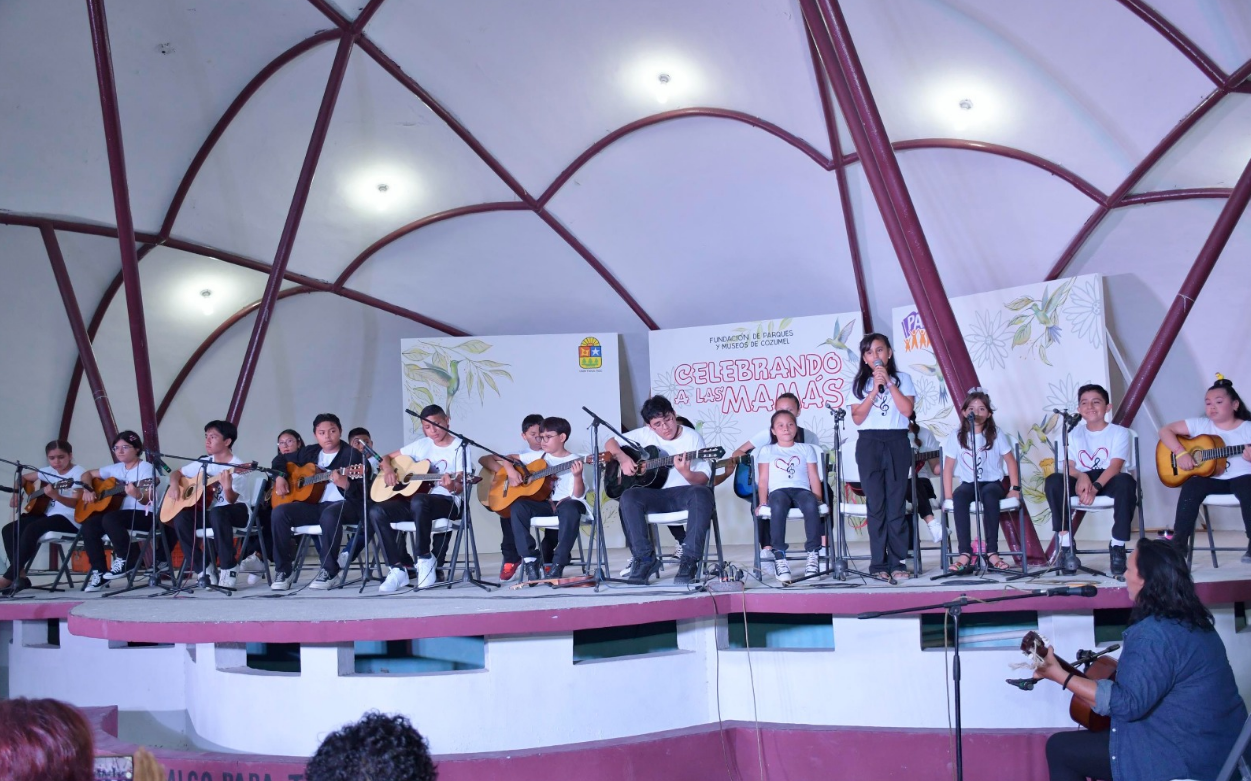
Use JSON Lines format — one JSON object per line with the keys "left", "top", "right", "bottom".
{"left": 3, "top": 537, "right": 1251, "bottom": 780}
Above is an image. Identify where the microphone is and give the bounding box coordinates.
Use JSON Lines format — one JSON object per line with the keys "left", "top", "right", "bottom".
{"left": 353, "top": 438, "right": 381, "bottom": 461}
{"left": 1052, "top": 409, "right": 1082, "bottom": 433}
{"left": 873, "top": 358, "right": 885, "bottom": 394}
{"left": 1029, "top": 585, "right": 1097, "bottom": 597}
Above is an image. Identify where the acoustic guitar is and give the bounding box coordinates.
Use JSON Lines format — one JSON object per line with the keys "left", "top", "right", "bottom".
{"left": 603, "top": 445, "right": 725, "bottom": 499}
{"left": 22, "top": 477, "right": 76, "bottom": 515}
{"left": 1156, "top": 434, "right": 1251, "bottom": 488}
{"left": 1011, "top": 630, "right": 1118, "bottom": 732}
{"left": 271, "top": 462, "right": 365, "bottom": 507}
{"left": 157, "top": 464, "right": 266, "bottom": 524}
{"left": 75, "top": 477, "right": 156, "bottom": 524}
{"left": 483, "top": 453, "right": 610, "bottom": 515}
{"left": 369, "top": 455, "right": 481, "bottom": 503}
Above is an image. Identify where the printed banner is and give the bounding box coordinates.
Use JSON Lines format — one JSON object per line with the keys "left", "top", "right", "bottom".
{"left": 400, "top": 333, "right": 624, "bottom": 547}
{"left": 892, "top": 274, "right": 1110, "bottom": 530}
{"left": 648, "top": 313, "right": 864, "bottom": 542}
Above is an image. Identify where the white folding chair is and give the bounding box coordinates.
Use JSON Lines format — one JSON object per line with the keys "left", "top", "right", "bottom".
{"left": 753, "top": 502, "right": 831, "bottom": 573}
{"left": 1194, "top": 494, "right": 1247, "bottom": 569}
{"left": 1057, "top": 431, "right": 1145, "bottom": 563}
{"left": 195, "top": 475, "right": 270, "bottom": 584}
{"left": 937, "top": 441, "right": 1029, "bottom": 574}
{"left": 33, "top": 528, "right": 82, "bottom": 591}
{"left": 529, "top": 504, "right": 593, "bottom": 573}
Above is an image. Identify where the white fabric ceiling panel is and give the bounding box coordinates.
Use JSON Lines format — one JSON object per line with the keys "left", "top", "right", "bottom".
{"left": 173, "top": 42, "right": 336, "bottom": 267}
{"left": 897, "top": 148, "right": 1098, "bottom": 296}
{"left": 105, "top": 0, "right": 334, "bottom": 232}
{"left": 289, "top": 51, "right": 521, "bottom": 282}
{"left": 1148, "top": 0, "right": 1251, "bottom": 74}
{"left": 364, "top": 0, "right": 832, "bottom": 193}
{"left": 546, "top": 117, "right": 852, "bottom": 329}
{"left": 66, "top": 302, "right": 140, "bottom": 470}
{"left": 840, "top": 0, "right": 1213, "bottom": 193}
{"left": 349, "top": 209, "right": 645, "bottom": 335}
{"left": 1134, "top": 94, "right": 1251, "bottom": 192}
{"left": 0, "top": 2, "right": 112, "bottom": 224}
{"left": 838, "top": 167, "right": 913, "bottom": 334}
{"left": 53, "top": 232, "right": 127, "bottom": 323}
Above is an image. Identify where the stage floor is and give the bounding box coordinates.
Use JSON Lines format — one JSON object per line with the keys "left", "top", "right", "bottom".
{"left": 3, "top": 535, "right": 1250, "bottom": 643}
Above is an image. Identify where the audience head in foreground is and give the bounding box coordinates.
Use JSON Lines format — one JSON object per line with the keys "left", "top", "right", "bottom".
{"left": 0, "top": 698, "right": 93, "bottom": 781}
{"left": 306, "top": 711, "right": 437, "bottom": 781}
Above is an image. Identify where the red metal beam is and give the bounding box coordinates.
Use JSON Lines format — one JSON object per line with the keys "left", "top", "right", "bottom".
{"left": 1114, "top": 156, "right": 1251, "bottom": 428}
{"left": 1118, "top": 187, "right": 1233, "bottom": 206}
{"left": 157, "top": 287, "right": 316, "bottom": 423}
{"left": 85, "top": 0, "right": 160, "bottom": 451}
{"left": 807, "top": 31, "right": 872, "bottom": 332}
{"left": 803, "top": 0, "right": 981, "bottom": 400}
{"left": 226, "top": 32, "right": 356, "bottom": 425}
{"left": 42, "top": 225, "right": 118, "bottom": 447}
{"left": 1115, "top": 0, "right": 1226, "bottom": 87}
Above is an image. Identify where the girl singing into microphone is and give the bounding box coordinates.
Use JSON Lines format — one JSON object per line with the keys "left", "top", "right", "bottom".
{"left": 850, "top": 333, "right": 915, "bottom": 581}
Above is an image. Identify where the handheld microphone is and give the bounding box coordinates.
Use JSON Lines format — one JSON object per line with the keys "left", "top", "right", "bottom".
{"left": 1029, "top": 585, "right": 1097, "bottom": 597}
{"left": 873, "top": 358, "right": 885, "bottom": 394}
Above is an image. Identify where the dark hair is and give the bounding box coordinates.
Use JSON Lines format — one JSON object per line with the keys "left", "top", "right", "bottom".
{"left": 111, "top": 430, "right": 143, "bottom": 457}
{"left": 640, "top": 395, "right": 675, "bottom": 423}
{"left": 908, "top": 412, "right": 922, "bottom": 449}
{"left": 1130, "top": 539, "right": 1213, "bottom": 631}
{"left": 1077, "top": 384, "right": 1109, "bottom": 405}
{"left": 540, "top": 416, "right": 571, "bottom": 440}
{"left": 768, "top": 409, "right": 797, "bottom": 444}
{"left": 305, "top": 711, "right": 436, "bottom": 781}
{"left": 852, "top": 333, "right": 900, "bottom": 400}
{"left": 956, "top": 391, "right": 999, "bottom": 452}
{"left": 312, "top": 413, "right": 342, "bottom": 431}
{"left": 204, "top": 419, "right": 237, "bottom": 448}
{"left": 347, "top": 427, "right": 371, "bottom": 442}
{"left": 776, "top": 392, "right": 801, "bottom": 410}
{"left": 521, "top": 414, "right": 544, "bottom": 432}
{"left": 0, "top": 698, "right": 94, "bottom": 781}
{"left": 44, "top": 439, "right": 72, "bottom": 455}
{"left": 1209, "top": 378, "right": 1251, "bottom": 421}
{"left": 277, "top": 429, "right": 305, "bottom": 453}
{"left": 419, "top": 404, "right": 446, "bottom": 419}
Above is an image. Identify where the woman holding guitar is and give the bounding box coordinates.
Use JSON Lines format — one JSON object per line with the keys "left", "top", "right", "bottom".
{"left": 1, "top": 440, "right": 84, "bottom": 592}
{"left": 77, "top": 431, "right": 155, "bottom": 592}
{"left": 1159, "top": 377, "right": 1251, "bottom": 563}
{"left": 1035, "top": 539, "right": 1246, "bottom": 781}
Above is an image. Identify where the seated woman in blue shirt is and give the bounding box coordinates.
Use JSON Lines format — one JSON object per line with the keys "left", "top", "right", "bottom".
{"left": 1034, "top": 539, "right": 1247, "bottom": 781}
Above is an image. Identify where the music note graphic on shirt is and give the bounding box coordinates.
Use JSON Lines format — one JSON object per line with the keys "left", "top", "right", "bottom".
{"left": 1077, "top": 448, "right": 1109, "bottom": 470}
{"left": 774, "top": 456, "right": 800, "bottom": 479}
{"left": 874, "top": 389, "right": 891, "bottom": 416}
{"left": 960, "top": 450, "right": 986, "bottom": 480}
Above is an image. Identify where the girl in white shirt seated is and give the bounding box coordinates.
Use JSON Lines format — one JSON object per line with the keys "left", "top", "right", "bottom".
{"left": 1, "top": 439, "right": 84, "bottom": 593}
{"left": 942, "top": 390, "right": 1021, "bottom": 573}
{"left": 756, "top": 410, "right": 824, "bottom": 583}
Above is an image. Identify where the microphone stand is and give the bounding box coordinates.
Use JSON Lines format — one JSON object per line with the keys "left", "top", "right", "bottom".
{"left": 0, "top": 457, "right": 39, "bottom": 599}
{"left": 858, "top": 587, "right": 1097, "bottom": 781}
{"left": 342, "top": 439, "right": 385, "bottom": 593}
{"left": 404, "top": 410, "right": 496, "bottom": 592}
{"left": 103, "top": 452, "right": 171, "bottom": 597}
{"left": 580, "top": 406, "right": 640, "bottom": 588}
{"left": 933, "top": 413, "right": 1000, "bottom": 584}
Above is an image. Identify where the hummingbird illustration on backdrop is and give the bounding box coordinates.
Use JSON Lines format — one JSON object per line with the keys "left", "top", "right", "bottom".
{"left": 413, "top": 360, "right": 461, "bottom": 411}
{"left": 820, "top": 319, "right": 857, "bottom": 364}
{"left": 909, "top": 362, "right": 949, "bottom": 404}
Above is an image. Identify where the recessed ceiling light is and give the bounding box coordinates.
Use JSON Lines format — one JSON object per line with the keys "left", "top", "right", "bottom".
{"left": 377, "top": 183, "right": 389, "bottom": 193}
{"left": 959, "top": 99, "right": 973, "bottom": 111}
{"left": 199, "top": 289, "right": 214, "bottom": 316}
{"left": 655, "top": 73, "right": 672, "bottom": 104}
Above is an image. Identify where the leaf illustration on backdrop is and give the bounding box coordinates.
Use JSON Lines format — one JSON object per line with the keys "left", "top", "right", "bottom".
{"left": 482, "top": 372, "right": 499, "bottom": 395}
{"left": 780, "top": 317, "right": 793, "bottom": 329}
{"left": 455, "top": 339, "right": 492, "bottom": 354}
{"left": 400, "top": 337, "right": 514, "bottom": 421}
{"left": 1002, "top": 279, "right": 1073, "bottom": 363}
{"left": 1006, "top": 296, "right": 1034, "bottom": 311}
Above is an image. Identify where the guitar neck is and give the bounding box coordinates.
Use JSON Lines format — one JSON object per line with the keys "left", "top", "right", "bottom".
{"left": 527, "top": 455, "right": 601, "bottom": 482}
{"left": 915, "top": 448, "right": 940, "bottom": 462}
{"left": 1196, "top": 444, "right": 1247, "bottom": 462}
{"left": 640, "top": 450, "right": 704, "bottom": 472}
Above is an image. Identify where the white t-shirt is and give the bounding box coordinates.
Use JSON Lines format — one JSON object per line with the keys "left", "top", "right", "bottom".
{"left": 1060, "top": 423, "right": 1131, "bottom": 472}
{"left": 943, "top": 430, "right": 1012, "bottom": 483}
{"left": 747, "top": 426, "right": 820, "bottom": 450}
{"left": 399, "top": 436, "right": 465, "bottom": 499}
{"left": 31, "top": 465, "right": 86, "bottom": 522}
{"left": 757, "top": 442, "right": 819, "bottom": 493}
{"left": 1185, "top": 417, "right": 1251, "bottom": 480}
{"left": 179, "top": 456, "right": 246, "bottom": 507}
{"left": 317, "top": 449, "right": 345, "bottom": 503}
{"left": 618, "top": 425, "right": 712, "bottom": 489}
{"left": 855, "top": 371, "right": 916, "bottom": 431}
{"left": 541, "top": 452, "right": 585, "bottom": 503}
{"left": 514, "top": 449, "right": 546, "bottom": 470}
{"left": 97, "top": 461, "right": 156, "bottom": 512}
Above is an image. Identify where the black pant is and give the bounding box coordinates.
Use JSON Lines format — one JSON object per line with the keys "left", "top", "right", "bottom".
{"left": 368, "top": 494, "right": 455, "bottom": 566}
{"left": 1046, "top": 469, "right": 1137, "bottom": 541}
{"left": 172, "top": 503, "right": 250, "bottom": 571}
{"left": 509, "top": 498, "right": 582, "bottom": 567}
{"left": 766, "top": 488, "right": 822, "bottom": 553}
{"left": 2, "top": 513, "right": 78, "bottom": 581}
{"left": 619, "top": 485, "right": 712, "bottom": 561}
{"left": 855, "top": 430, "right": 912, "bottom": 573}
{"left": 951, "top": 481, "right": 1005, "bottom": 556}
{"left": 913, "top": 477, "right": 936, "bottom": 520}
{"left": 1173, "top": 474, "right": 1251, "bottom": 554}
{"left": 270, "top": 500, "right": 362, "bottom": 577}
{"left": 80, "top": 509, "right": 151, "bottom": 572}
{"left": 1046, "top": 729, "right": 1111, "bottom": 781}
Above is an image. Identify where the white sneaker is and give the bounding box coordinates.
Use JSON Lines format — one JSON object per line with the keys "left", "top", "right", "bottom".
{"left": 926, "top": 518, "right": 944, "bottom": 544}
{"left": 195, "top": 563, "right": 217, "bottom": 586}
{"left": 805, "top": 551, "right": 820, "bottom": 577}
{"left": 84, "top": 570, "right": 107, "bottom": 592}
{"left": 618, "top": 557, "right": 636, "bottom": 577}
{"left": 759, "top": 550, "right": 775, "bottom": 577}
{"left": 379, "top": 566, "right": 410, "bottom": 594}
{"left": 237, "top": 553, "right": 265, "bottom": 574}
{"left": 416, "top": 556, "right": 437, "bottom": 589}
{"left": 308, "top": 569, "right": 335, "bottom": 590}
{"left": 217, "top": 569, "right": 237, "bottom": 589}
{"left": 774, "top": 553, "right": 792, "bottom": 584}
{"left": 271, "top": 572, "right": 292, "bottom": 591}
{"left": 673, "top": 542, "right": 685, "bottom": 560}
{"left": 337, "top": 550, "right": 350, "bottom": 571}
{"left": 819, "top": 546, "right": 829, "bottom": 561}
{"left": 103, "top": 555, "right": 128, "bottom": 581}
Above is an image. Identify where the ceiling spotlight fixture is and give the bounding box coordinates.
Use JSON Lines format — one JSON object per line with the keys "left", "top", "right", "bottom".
{"left": 655, "top": 73, "right": 672, "bottom": 104}
{"left": 959, "top": 99, "right": 973, "bottom": 111}
{"left": 377, "top": 183, "right": 389, "bottom": 193}
{"left": 199, "top": 289, "right": 214, "bottom": 316}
